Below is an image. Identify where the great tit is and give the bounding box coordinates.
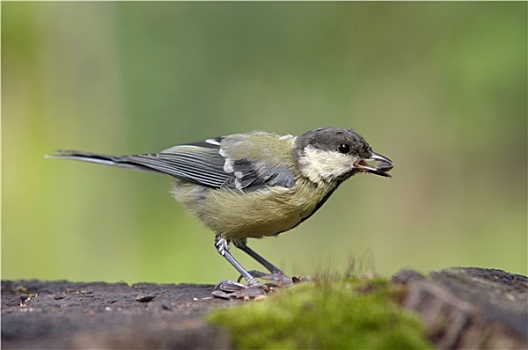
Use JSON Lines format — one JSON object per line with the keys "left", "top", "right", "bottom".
{"left": 49, "top": 127, "right": 392, "bottom": 296}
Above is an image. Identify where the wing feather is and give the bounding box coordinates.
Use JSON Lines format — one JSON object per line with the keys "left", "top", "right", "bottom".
{"left": 51, "top": 132, "right": 297, "bottom": 191}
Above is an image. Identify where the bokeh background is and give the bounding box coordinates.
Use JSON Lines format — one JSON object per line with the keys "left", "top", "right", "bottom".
{"left": 3, "top": 2, "right": 526, "bottom": 284}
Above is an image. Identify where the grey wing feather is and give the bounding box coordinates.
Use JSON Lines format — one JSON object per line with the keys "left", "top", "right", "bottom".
{"left": 129, "top": 148, "right": 229, "bottom": 188}
{"left": 222, "top": 159, "right": 296, "bottom": 191}
{"left": 162, "top": 136, "right": 297, "bottom": 190}
{"left": 49, "top": 147, "right": 230, "bottom": 188}
{"left": 50, "top": 135, "right": 297, "bottom": 191}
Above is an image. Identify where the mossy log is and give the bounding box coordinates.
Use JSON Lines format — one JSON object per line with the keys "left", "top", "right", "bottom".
{"left": 393, "top": 267, "right": 527, "bottom": 350}
{"left": 2, "top": 267, "right": 526, "bottom": 349}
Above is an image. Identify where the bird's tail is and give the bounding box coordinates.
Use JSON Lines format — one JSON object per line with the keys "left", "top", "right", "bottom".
{"left": 46, "top": 150, "right": 162, "bottom": 174}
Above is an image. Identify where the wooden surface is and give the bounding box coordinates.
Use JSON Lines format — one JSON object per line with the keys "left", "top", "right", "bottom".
{"left": 2, "top": 281, "right": 234, "bottom": 349}
{"left": 2, "top": 268, "right": 527, "bottom": 349}
{"left": 394, "top": 267, "right": 527, "bottom": 349}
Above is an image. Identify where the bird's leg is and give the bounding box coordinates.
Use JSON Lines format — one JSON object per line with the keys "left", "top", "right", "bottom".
{"left": 212, "top": 235, "right": 271, "bottom": 299}
{"left": 215, "top": 235, "right": 261, "bottom": 286}
{"left": 233, "top": 239, "right": 293, "bottom": 285}
{"left": 233, "top": 239, "right": 281, "bottom": 274}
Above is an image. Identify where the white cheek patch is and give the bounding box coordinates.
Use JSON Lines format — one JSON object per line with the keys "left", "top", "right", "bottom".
{"left": 298, "top": 146, "right": 357, "bottom": 183}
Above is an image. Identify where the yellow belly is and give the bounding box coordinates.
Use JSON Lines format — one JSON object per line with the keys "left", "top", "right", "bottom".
{"left": 171, "top": 180, "right": 332, "bottom": 240}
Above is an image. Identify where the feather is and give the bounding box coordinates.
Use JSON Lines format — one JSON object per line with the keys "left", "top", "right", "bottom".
{"left": 49, "top": 133, "right": 297, "bottom": 192}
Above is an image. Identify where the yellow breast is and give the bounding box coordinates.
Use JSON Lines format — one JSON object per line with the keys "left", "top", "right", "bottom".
{"left": 171, "top": 179, "right": 334, "bottom": 240}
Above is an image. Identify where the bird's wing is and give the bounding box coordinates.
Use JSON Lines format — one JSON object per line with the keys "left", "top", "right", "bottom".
{"left": 48, "top": 147, "right": 229, "bottom": 188}
{"left": 51, "top": 134, "right": 297, "bottom": 191}
{"left": 126, "top": 146, "right": 230, "bottom": 188}
{"left": 161, "top": 135, "right": 297, "bottom": 191}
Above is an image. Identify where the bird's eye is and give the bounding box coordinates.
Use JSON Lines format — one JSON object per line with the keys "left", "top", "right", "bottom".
{"left": 338, "top": 143, "right": 350, "bottom": 154}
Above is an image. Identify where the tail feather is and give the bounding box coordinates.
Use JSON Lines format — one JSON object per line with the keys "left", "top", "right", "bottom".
{"left": 46, "top": 150, "right": 160, "bottom": 174}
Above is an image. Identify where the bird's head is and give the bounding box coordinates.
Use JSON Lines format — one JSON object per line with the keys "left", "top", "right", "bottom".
{"left": 294, "top": 127, "right": 393, "bottom": 184}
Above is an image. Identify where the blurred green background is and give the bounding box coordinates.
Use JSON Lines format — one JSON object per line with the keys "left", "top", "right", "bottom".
{"left": 3, "top": 2, "right": 526, "bottom": 284}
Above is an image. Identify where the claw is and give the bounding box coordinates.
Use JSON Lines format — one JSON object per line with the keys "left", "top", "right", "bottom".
{"left": 237, "top": 270, "right": 294, "bottom": 286}
{"left": 212, "top": 280, "right": 269, "bottom": 300}
{"left": 255, "top": 270, "right": 293, "bottom": 285}
{"left": 214, "top": 280, "right": 248, "bottom": 293}
{"left": 212, "top": 274, "right": 314, "bottom": 300}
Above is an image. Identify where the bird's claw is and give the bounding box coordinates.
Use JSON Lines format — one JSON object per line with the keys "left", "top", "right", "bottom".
{"left": 213, "top": 279, "right": 248, "bottom": 293}
{"left": 212, "top": 273, "right": 313, "bottom": 300}
{"left": 239, "top": 270, "right": 294, "bottom": 286}
{"left": 212, "top": 280, "right": 269, "bottom": 300}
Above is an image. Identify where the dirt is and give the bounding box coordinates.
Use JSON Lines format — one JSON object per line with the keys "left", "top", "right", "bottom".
{"left": 3, "top": 268, "right": 527, "bottom": 349}
{"left": 1, "top": 280, "right": 237, "bottom": 349}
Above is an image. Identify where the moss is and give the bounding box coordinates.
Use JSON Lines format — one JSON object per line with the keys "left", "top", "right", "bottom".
{"left": 207, "top": 278, "right": 433, "bottom": 349}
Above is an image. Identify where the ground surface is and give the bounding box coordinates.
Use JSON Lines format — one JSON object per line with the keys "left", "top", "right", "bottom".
{"left": 2, "top": 268, "right": 527, "bottom": 349}
{"left": 394, "top": 268, "right": 527, "bottom": 349}
{"left": 1, "top": 280, "right": 235, "bottom": 349}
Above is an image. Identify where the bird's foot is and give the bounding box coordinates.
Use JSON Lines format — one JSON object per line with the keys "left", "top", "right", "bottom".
{"left": 241, "top": 270, "right": 294, "bottom": 286}
{"left": 212, "top": 274, "right": 314, "bottom": 300}
{"left": 212, "top": 280, "right": 269, "bottom": 300}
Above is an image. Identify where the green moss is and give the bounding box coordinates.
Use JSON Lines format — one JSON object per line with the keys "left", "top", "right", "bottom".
{"left": 207, "top": 278, "right": 433, "bottom": 349}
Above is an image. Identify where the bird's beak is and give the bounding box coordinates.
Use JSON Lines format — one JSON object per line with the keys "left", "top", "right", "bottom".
{"left": 354, "top": 152, "right": 393, "bottom": 178}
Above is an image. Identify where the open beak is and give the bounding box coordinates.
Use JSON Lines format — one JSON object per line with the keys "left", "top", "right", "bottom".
{"left": 354, "top": 152, "right": 393, "bottom": 178}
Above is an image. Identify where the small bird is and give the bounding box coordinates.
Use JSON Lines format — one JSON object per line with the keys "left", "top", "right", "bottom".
{"left": 49, "top": 127, "right": 392, "bottom": 297}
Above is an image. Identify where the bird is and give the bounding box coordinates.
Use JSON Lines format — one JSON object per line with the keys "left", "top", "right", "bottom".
{"left": 48, "top": 127, "right": 393, "bottom": 298}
